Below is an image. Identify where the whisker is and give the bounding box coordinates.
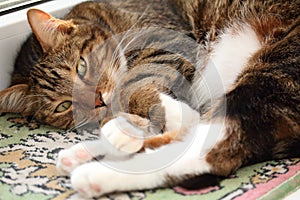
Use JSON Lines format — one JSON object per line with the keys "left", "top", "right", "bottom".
{"left": 69, "top": 118, "right": 90, "bottom": 131}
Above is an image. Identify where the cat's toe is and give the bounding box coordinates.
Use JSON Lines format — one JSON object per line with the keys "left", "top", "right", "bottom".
{"left": 71, "top": 162, "right": 106, "bottom": 198}
{"left": 56, "top": 143, "right": 93, "bottom": 175}
{"left": 57, "top": 149, "right": 76, "bottom": 175}
{"left": 102, "top": 116, "right": 144, "bottom": 153}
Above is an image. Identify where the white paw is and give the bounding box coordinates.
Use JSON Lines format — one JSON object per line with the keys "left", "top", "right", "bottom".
{"left": 56, "top": 143, "right": 93, "bottom": 175}
{"left": 101, "top": 116, "right": 144, "bottom": 153}
{"left": 159, "top": 93, "right": 200, "bottom": 131}
{"left": 71, "top": 162, "right": 116, "bottom": 198}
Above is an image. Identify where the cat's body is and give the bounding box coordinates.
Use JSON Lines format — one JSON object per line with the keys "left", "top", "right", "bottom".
{"left": 187, "top": 0, "right": 300, "bottom": 174}
{"left": 5, "top": 0, "right": 196, "bottom": 134}
{"left": 0, "top": 0, "right": 299, "bottom": 197}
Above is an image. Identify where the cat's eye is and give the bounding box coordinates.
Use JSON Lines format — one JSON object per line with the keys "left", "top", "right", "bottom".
{"left": 55, "top": 101, "right": 72, "bottom": 113}
{"left": 77, "top": 57, "right": 87, "bottom": 78}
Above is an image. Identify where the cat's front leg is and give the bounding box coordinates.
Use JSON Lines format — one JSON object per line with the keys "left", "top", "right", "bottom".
{"left": 56, "top": 136, "right": 133, "bottom": 175}
{"left": 70, "top": 123, "right": 215, "bottom": 198}
{"left": 104, "top": 93, "right": 200, "bottom": 151}
{"left": 56, "top": 116, "right": 146, "bottom": 175}
{"left": 57, "top": 94, "right": 200, "bottom": 175}
{"left": 70, "top": 161, "right": 165, "bottom": 198}
{"left": 101, "top": 115, "right": 146, "bottom": 153}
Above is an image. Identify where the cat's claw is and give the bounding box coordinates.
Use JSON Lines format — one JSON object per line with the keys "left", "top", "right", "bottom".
{"left": 101, "top": 116, "right": 144, "bottom": 153}
{"left": 56, "top": 143, "right": 93, "bottom": 175}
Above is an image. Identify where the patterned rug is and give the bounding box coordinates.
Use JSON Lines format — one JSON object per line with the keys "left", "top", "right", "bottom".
{"left": 0, "top": 113, "right": 299, "bottom": 200}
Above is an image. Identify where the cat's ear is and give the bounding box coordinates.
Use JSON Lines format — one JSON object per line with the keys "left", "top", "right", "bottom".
{"left": 0, "top": 84, "right": 30, "bottom": 114}
{"left": 27, "top": 9, "right": 75, "bottom": 52}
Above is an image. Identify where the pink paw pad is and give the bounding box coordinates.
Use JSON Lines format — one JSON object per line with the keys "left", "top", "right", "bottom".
{"left": 78, "top": 188, "right": 87, "bottom": 195}
{"left": 89, "top": 183, "right": 101, "bottom": 193}
{"left": 75, "top": 148, "right": 92, "bottom": 160}
{"left": 61, "top": 157, "right": 72, "bottom": 167}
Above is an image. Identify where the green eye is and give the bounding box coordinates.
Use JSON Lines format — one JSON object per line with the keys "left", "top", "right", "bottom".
{"left": 55, "top": 101, "right": 72, "bottom": 113}
{"left": 77, "top": 57, "right": 87, "bottom": 78}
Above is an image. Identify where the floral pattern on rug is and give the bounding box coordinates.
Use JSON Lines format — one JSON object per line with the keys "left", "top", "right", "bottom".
{"left": 0, "top": 113, "right": 299, "bottom": 200}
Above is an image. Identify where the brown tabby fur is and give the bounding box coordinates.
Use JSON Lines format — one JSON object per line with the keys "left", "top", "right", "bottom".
{"left": 0, "top": 0, "right": 299, "bottom": 189}
{"left": 1, "top": 0, "right": 195, "bottom": 148}
{"left": 183, "top": 0, "right": 300, "bottom": 176}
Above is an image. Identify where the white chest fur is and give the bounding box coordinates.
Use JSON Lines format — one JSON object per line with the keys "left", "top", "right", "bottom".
{"left": 192, "top": 23, "right": 262, "bottom": 109}
{"left": 210, "top": 24, "right": 262, "bottom": 91}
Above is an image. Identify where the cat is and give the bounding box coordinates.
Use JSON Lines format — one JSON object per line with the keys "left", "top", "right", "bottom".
{"left": 0, "top": 0, "right": 299, "bottom": 198}
{"left": 57, "top": 0, "right": 299, "bottom": 197}
{"left": 1, "top": 0, "right": 197, "bottom": 135}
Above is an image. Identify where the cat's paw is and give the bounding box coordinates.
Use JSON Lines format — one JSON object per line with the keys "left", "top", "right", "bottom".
{"left": 101, "top": 116, "right": 144, "bottom": 154}
{"left": 56, "top": 143, "right": 93, "bottom": 175}
{"left": 71, "top": 162, "right": 115, "bottom": 198}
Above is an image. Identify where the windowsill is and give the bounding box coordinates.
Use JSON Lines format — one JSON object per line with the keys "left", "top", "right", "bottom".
{"left": 0, "top": 0, "right": 46, "bottom": 14}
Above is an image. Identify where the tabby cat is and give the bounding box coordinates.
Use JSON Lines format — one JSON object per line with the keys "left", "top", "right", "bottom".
{"left": 3, "top": 0, "right": 199, "bottom": 150}
{"left": 0, "top": 0, "right": 299, "bottom": 198}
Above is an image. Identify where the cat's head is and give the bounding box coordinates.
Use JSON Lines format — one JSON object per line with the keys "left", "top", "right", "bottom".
{"left": 0, "top": 9, "right": 122, "bottom": 129}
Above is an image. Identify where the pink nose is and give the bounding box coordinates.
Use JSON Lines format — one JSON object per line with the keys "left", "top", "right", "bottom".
{"left": 95, "top": 93, "right": 105, "bottom": 108}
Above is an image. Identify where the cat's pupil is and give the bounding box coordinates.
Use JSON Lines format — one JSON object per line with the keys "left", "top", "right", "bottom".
{"left": 77, "top": 57, "right": 87, "bottom": 79}
{"left": 55, "top": 101, "right": 72, "bottom": 113}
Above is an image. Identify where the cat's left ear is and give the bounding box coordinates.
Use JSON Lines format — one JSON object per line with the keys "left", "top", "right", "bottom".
{"left": 27, "top": 9, "right": 75, "bottom": 52}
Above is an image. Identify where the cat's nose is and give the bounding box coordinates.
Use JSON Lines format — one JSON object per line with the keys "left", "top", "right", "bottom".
{"left": 95, "top": 93, "right": 106, "bottom": 108}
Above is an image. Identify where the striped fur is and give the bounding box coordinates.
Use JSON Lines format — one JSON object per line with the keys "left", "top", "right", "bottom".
{"left": 4, "top": 0, "right": 195, "bottom": 130}
{"left": 0, "top": 0, "right": 299, "bottom": 197}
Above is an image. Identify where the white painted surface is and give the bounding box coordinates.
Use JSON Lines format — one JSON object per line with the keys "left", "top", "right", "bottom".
{"left": 0, "top": 0, "right": 87, "bottom": 90}
{"left": 284, "top": 188, "right": 300, "bottom": 200}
